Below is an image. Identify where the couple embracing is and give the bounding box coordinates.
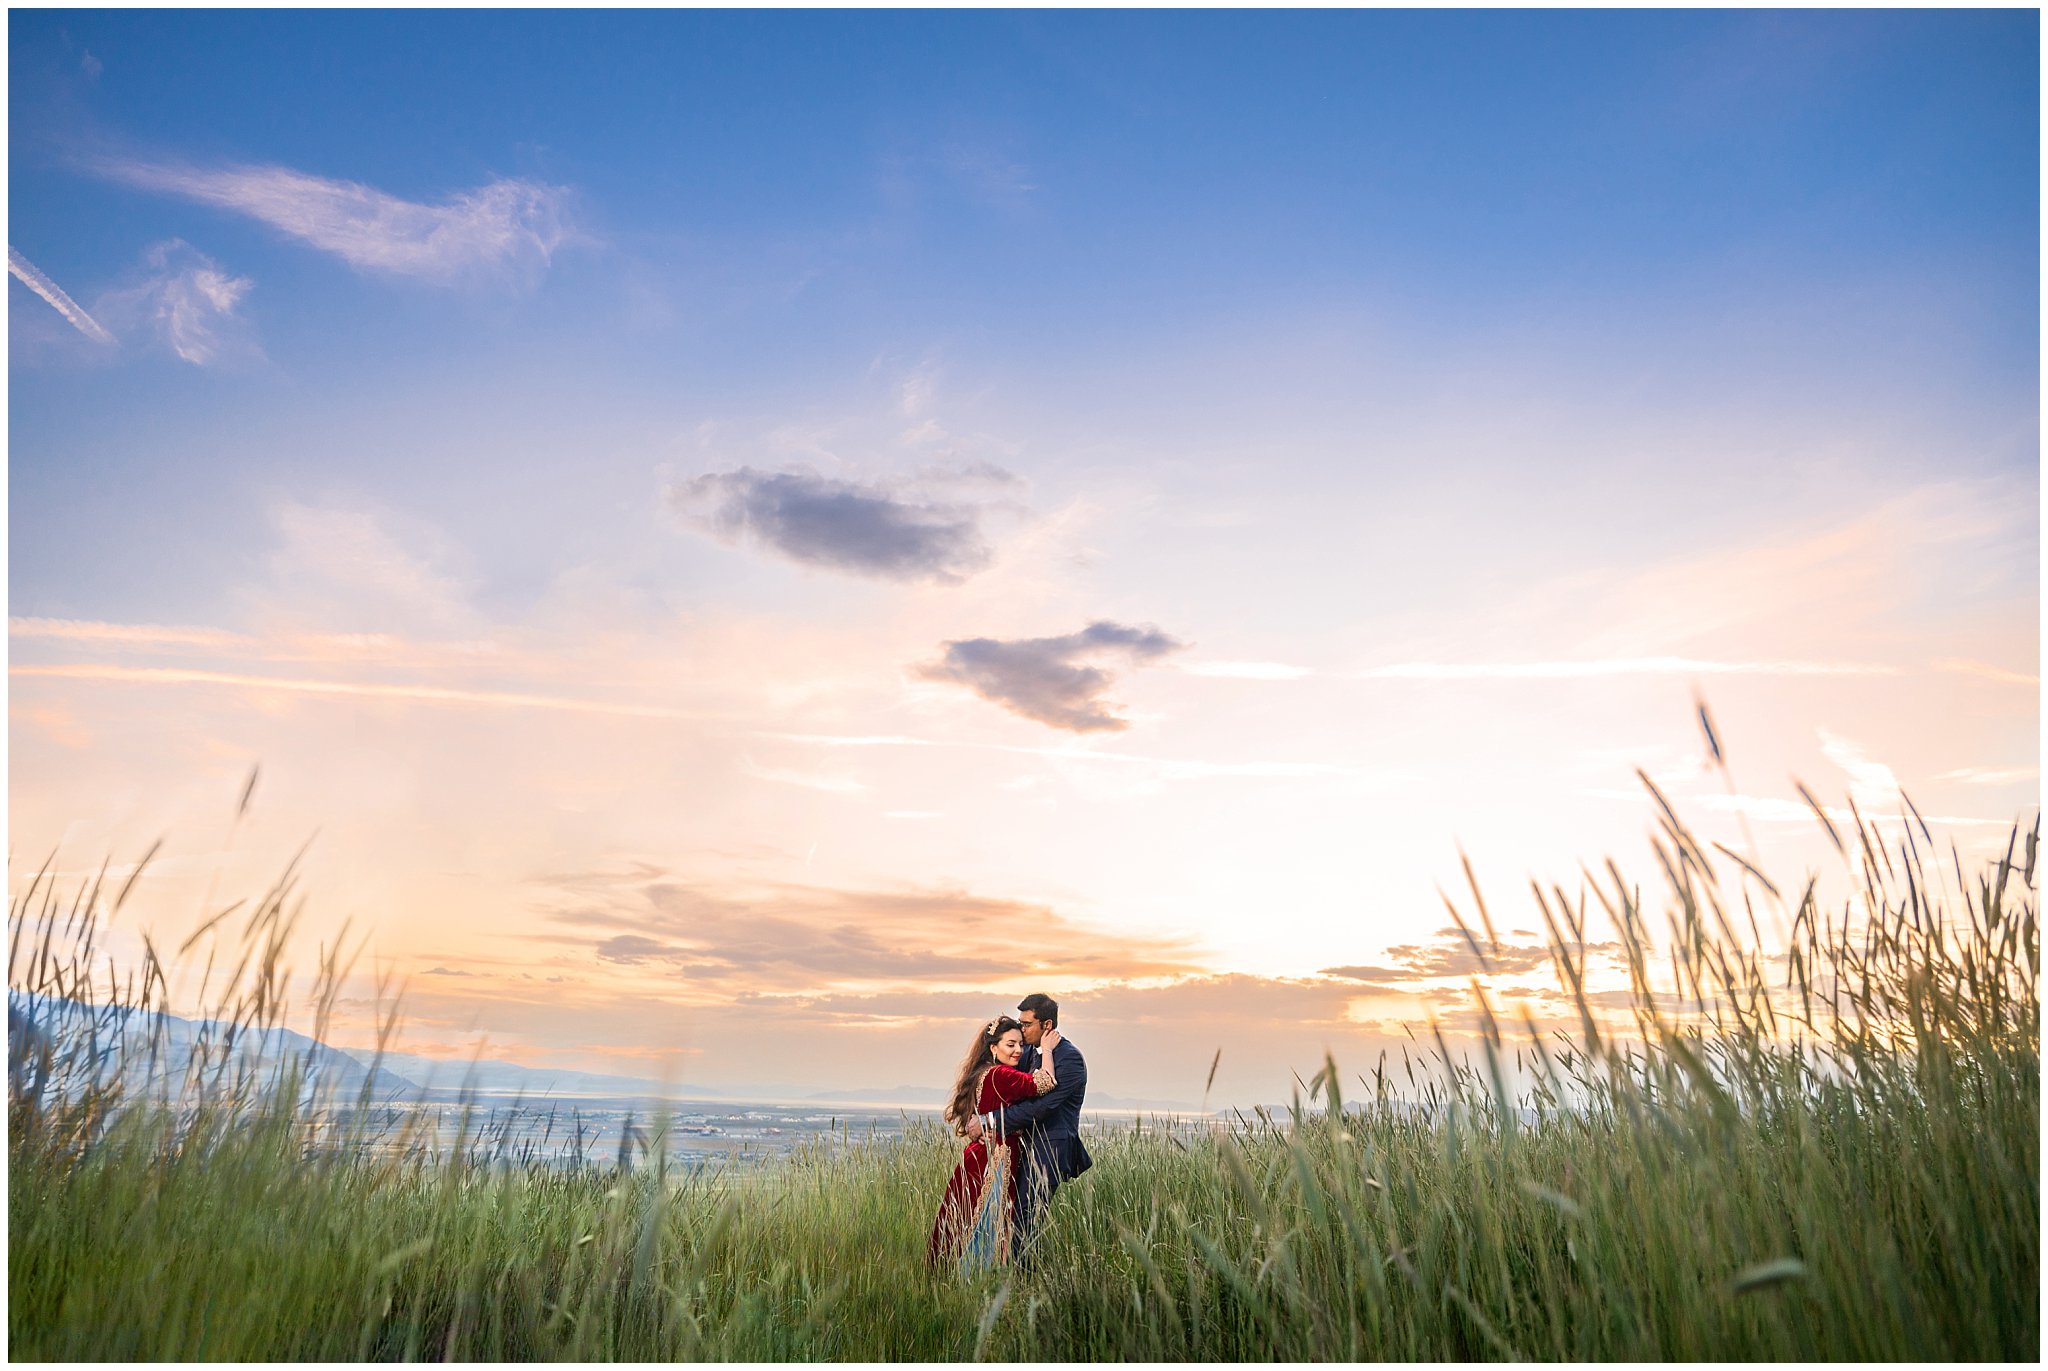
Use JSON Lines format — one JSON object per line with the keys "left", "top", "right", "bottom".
{"left": 926, "top": 993, "right": 1090, "bottom": 1273}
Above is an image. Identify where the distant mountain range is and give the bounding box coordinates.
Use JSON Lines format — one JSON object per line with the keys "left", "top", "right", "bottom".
{"left": 334, "top": 1047, "right": 730, "bottom": 1102}
{"left": 8, "top": 990, "right": 419, "bottom": 1100}
{"left": 10, "top": 993, "right": 1203, "bottom": 1113}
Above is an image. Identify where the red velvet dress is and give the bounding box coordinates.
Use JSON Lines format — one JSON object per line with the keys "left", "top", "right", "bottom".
{"left": 926, "top": 1064, "right": 1043, "bottom": 1267}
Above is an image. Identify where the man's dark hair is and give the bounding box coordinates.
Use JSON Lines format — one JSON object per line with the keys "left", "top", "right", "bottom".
{"left": 1017, "top": 992, "right": 1058, "bottom": 1027}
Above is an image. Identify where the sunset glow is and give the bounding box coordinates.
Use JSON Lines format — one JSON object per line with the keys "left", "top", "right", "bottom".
{"left": 9, "top": 11, "right": 2036, "bottom": 1107}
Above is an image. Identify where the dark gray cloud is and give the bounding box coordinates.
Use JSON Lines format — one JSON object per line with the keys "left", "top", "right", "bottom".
{"left": 668, "top": 466, "right": 1001, "bottom": 583}
{"left": 917, "top": 620, "right": 1187, "bottom": 732}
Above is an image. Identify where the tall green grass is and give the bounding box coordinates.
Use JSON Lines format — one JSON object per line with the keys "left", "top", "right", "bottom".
{"left": 9, "top": 784, "right": 2037, "bottom": 1360}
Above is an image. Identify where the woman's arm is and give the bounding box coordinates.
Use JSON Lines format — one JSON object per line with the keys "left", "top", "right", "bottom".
{"left": 985, "top": 1065, "right": 1035, "bottom": 1105}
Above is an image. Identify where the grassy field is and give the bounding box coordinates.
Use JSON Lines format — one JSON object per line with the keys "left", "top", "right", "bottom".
{"left": 9, "top": 793, "right": 2038, "bottom": 1360}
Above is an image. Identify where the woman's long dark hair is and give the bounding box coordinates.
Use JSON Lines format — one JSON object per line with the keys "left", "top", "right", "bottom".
{"left": 944, "top": 1015, "right": 1021, "bottom": 1137}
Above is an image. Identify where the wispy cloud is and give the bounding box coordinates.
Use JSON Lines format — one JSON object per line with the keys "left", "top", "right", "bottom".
{"left": 8, "top": 616, "right": 520, "bottom": 678}
{"left": 11, "top": 617, "right": 245, "bottom": 649}
{"left": 8, "top": 246, "right": 116, "bottom": 345}
{"left": 1935, "top": 658, "right": 2039, "bottom": 686}
{"left": 1818, "top": 729, "right": 1900, "bottom": 810}
{"left": 1351, "top": 656, "right": 1894, "bottom": 680}
{"left": 96, "top": 240, "right": 256, "bottom": 366}
{"left": 92, "top": 158, "right": 571, "bottom": 284}
{"left": 1114, "top": 757, "right": 1353, "bottom": 781}
{"left": 770, "top": 730, "right": 1364, "bottom": 782}
{"left": 1725, "top": 792, "right": 2019, "bottom": 828}
{"left": 1934, "top": 766, "right": 2038, "bottom": 786}
{"left": 916, "top": 621, "right": 1188, "bottom": 732}
{"left": 1183, "top": 660, "right": 1314, "bottom": 680}
{"left": 669, "top": 466, "right": 1006, "bottom": 584}
{"left": 1180, "top": 657, "right": 1897, "bottom": 683}
{"left": 739, "top": 760, "right": 870, "bottom": 795}
{"left": 10, "top": 664, "right": 701, "bottom": 720}
{"left": 1202, "top": 656, "right": 2006, "bottom": 689}
{"left": 1585, "top": 788, "right": 2019, "bottom": 829}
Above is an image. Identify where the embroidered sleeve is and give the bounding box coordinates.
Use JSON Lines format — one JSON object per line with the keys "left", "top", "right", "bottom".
{"left": 1031, "top": 1065, "right": 1055, "bottom": 1094}
{"left": 987, "top": 1065, "right": 1040, "bottom": 1105}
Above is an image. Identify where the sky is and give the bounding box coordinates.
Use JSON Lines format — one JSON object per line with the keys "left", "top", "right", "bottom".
{"left": 7, "top": 10, "right": 2038, "bottom": 1107}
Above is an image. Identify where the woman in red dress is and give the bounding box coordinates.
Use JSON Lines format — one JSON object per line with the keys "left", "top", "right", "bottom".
{"left": 926, "top": 1014, "right": 1062, "bottom": 1271}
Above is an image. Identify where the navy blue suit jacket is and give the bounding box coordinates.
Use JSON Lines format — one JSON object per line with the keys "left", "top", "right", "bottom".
{"left": 998, "top": 1037, "right": 1091, "bottom": 1181}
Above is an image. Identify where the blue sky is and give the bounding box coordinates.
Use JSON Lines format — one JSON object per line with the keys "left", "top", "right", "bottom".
{"left": 8, "top": 10, "right": 2038, "bottom": 1102}
{"left": 13, "top": 11, "right": 2037, "bottom": 614}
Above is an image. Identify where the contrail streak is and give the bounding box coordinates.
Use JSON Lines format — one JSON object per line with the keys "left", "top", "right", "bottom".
{"left": 1183, "top": 656, "right": 1897, "bottom": 682}
{"left": 10, "top": 616, "right": 244, "bottom": 648}
{"left": 1350, "top": 656, "right": 1894, "bottom": 680}
{"left": 8, "top": 247, "right": 116, "bottom": 345}
{"left": 11, "top": 664, "right": 697, "bottom": 720}
{"left": 769, "top": 731, "right": 1365, "bottom": 777}
{"left": 1934, "top": 658, "right": 2038, "bottom": 686}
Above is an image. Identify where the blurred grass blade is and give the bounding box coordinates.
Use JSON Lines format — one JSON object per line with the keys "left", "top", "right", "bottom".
{"left": 1728, "top": 1257, "right": 1809, "bottom": 1294}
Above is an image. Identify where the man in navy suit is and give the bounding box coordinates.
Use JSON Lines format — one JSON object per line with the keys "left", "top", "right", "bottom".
{"left": 995, "top": 992, "right": 1090, "bottom": 1256}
